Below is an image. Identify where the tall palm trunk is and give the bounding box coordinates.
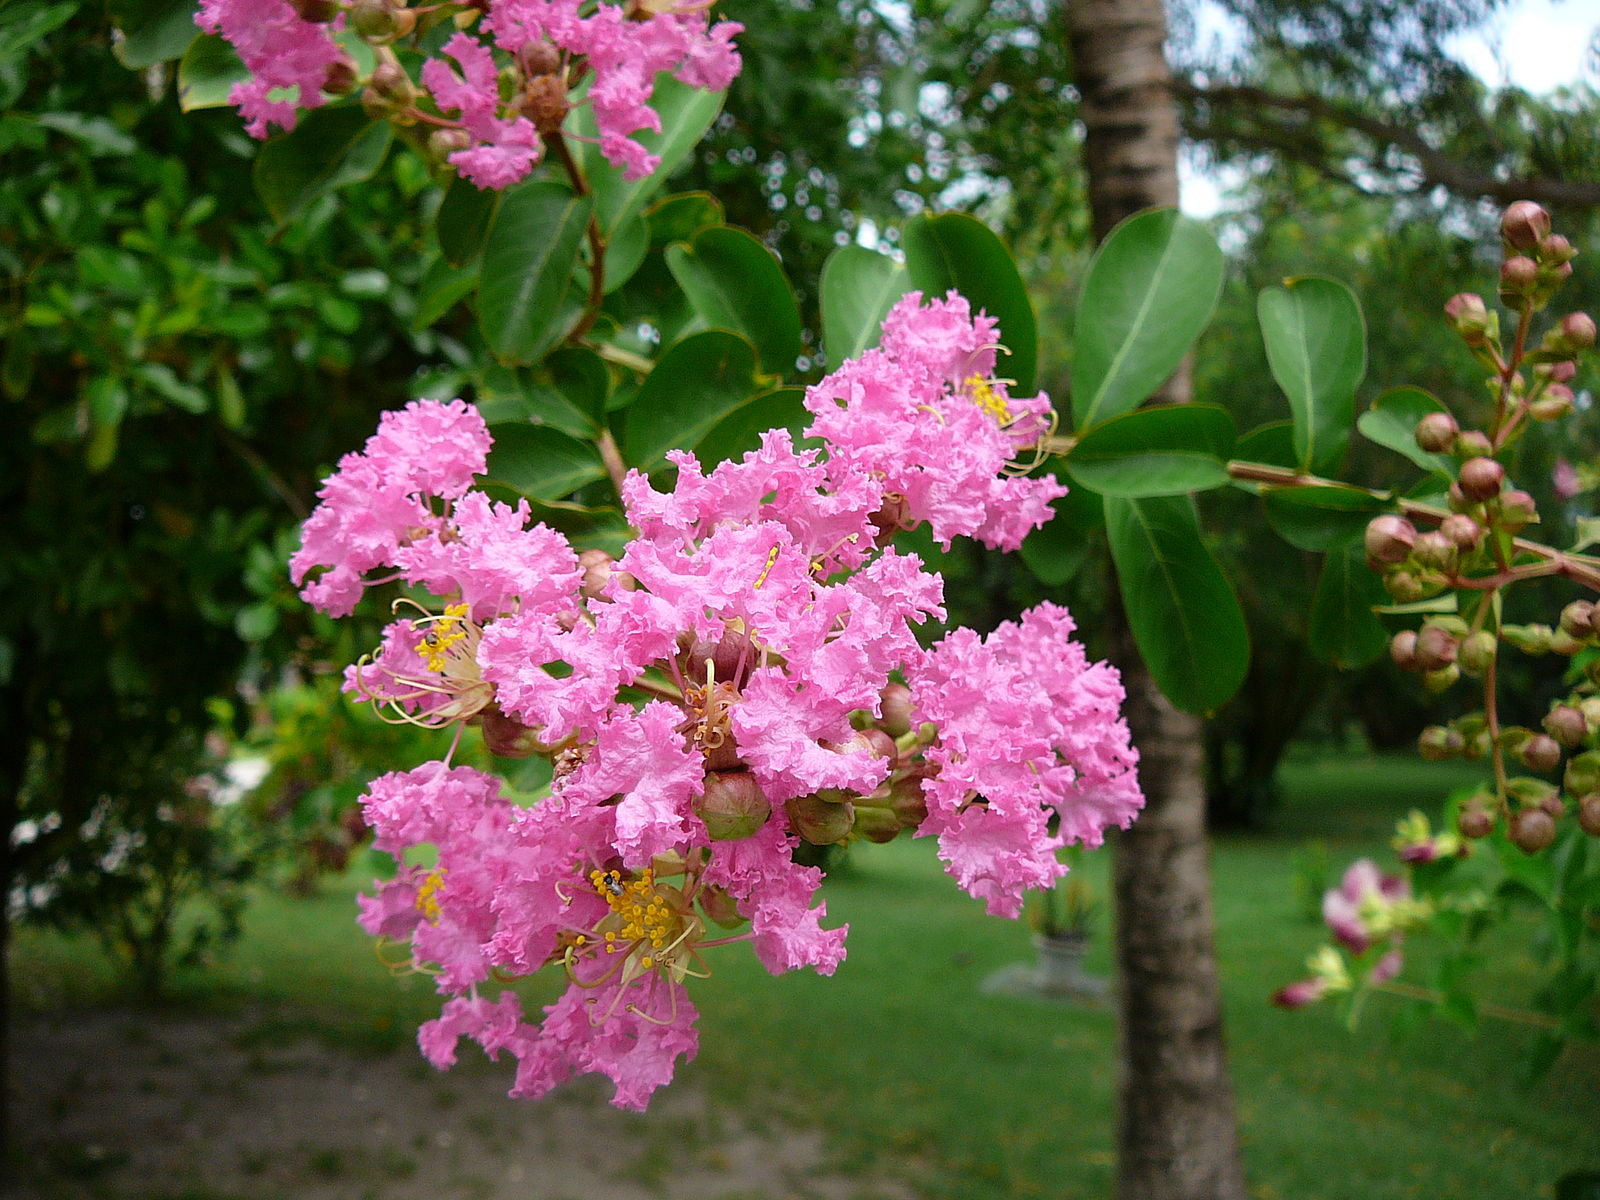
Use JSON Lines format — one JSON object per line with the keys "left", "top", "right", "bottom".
{"left": 1063, "top": 3, "right": 1249, "bottom": 1197}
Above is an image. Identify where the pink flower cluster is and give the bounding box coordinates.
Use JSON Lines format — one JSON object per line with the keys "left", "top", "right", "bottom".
{"left": 1273, "top": 859, "right": 1410, "bottom": 1008}
{"left": 199, "top": 0, "right": 742, "bottom": 190}
{"left": 292, "top": 294, "right": 1141, "bottom": 1108}
{"left": 197, "top": 0, "right": 349, "bottom": 138}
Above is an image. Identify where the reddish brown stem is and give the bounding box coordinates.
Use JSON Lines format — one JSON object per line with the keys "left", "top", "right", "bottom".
{"left": 545, "top": 131, "right": 607, "bottom": 340}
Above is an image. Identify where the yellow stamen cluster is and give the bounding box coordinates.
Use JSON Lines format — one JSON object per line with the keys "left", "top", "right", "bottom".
{"left": 416, "top": 602, "right": 471, "bottom": 672}
{"left": 965, "top": 374, "right": 1013, "bottom": 425}
{"left": 415, "top": 867, "right": 446, "bottom": 924}
{"left": 589, "top": 868, "right": 679, "bottom": 964}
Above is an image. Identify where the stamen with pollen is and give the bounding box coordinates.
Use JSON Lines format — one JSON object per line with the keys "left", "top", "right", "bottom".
{"left": 352, "top": 599, "right": 495, "bottom": 728}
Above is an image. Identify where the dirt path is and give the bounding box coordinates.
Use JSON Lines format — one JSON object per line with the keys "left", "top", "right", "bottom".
{"left": 14, "top": 1007, "right": 919, "bottom": 1200}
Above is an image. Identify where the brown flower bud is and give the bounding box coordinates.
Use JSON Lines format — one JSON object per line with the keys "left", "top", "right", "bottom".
{"left": 322, "top": 57, "right": 359, "bottom": 94}
{"left": 1538, "top": 234, "right": 1576, "bottom": 265}
{"left": 887, "top": 772, "right": 929, "bottom": 830}
{"left": 1418, "top": 725, "right": 1463, "bottom": 761}
{"left": 879, "top": 682, "right": 914, "bottom": 737}
{"left": 1384, "top": 570, "right": 1425, "bottom": 604}
{"left": 1560, "top": 312, "right": 1597, "bottom": 350}
{"left": 1414, "top": 624, "right": 1459, "bottom": 671}
{"left": 1500, "top": 255, "right": 1540, "bottom": 306}
{"left": 1500, "top": 201, "right": 1551, "bottom": 252}
{"left": 785, "top": 792, "right": 855, "bottom": 845}
{"left": 696, "top": 771, "right": 771, "bottom": 841}
{"left": 697, "top": 883, "right": 745, "bottom": 928}
{"left": 1497, "top": 489, "right": 1538, "bottom": 532}
{"left": 369, "top": 60, "right": 414, "bottom": 101}
{"left": 518, "top": 73, "right": 570, "bottom": 134}
{"left": 1579, "top": 793, "right": 1600, "bottom": 838}
{"left": 519, "top": 39, "right": 563, "bottom": 76}
{"left": 1458, "top": 630, "right": 1497, "bottom": 676}
{"left": 1559, "top": 600, "right": 1596, "bottom": 640}
{"left": 1389, "top": 630, "right": 1419, "bottom": 671}
{"left": 1457, "top": 456, "right": 1505, "bottom": 501}
{"left": 1551, "top": 629, "right": 1586, "bottom": 657}
{"left": 1414, "top": 410, "right": 1460, "bottom": 451}
{"left": 480, "top": 705, "right": 550, "bottom": 758}
{"left": 352, "top": 0, "right": 401, "bottom": 39}
{"left": 1509, "top": 807, "right": 1557, "bottom": 853}
{"left": 1364, "top": 514, "right": 1416, "bottom": 565}
{"left": 1521, "top": 734, "right": 1562, "bottom": 774}
{"left": 427, "top": 127, "right": 473, "bottom": 162}
{"left": 1536, "top": 704, "right": 1587, "bottom": 752}
{"left": 1529, "top": 387, "right": 1573, "bottom": 421}
{"left": 1565, "top": 751, "right": 1600, "bottom": 798}
{"left": 1457, "top": 798, "right": 1496, "bottom": 839}
{"left": 857, "top": 728, "right": 898, "bottom": 759}
{"left": 1411, "top": 530, "right": 1455, "bottom": 572}
{"left": 1439, "top": 514, "right": 1482, "bottom": 550}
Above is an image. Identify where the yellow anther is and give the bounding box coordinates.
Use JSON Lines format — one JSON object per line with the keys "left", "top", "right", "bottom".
{"left": 965, "top": 374, "right": 1013, "bottom": 424}
{"left": 415, "top": 868, "right": 447, "bottom": 925}
{"left": 754, "top": 544, "right": 780, "bottom": 590}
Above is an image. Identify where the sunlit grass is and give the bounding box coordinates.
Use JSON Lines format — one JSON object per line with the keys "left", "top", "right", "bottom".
{"left": 14, "top": 752, "right": 1598, "bottom": 1199}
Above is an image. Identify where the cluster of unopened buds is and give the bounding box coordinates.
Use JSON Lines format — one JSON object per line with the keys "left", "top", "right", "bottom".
{"left": 288, "top": 292, "right": 1143, "bottom": 1108}
{"left": 197, "top": 0, "right": 742, "bottom": 187}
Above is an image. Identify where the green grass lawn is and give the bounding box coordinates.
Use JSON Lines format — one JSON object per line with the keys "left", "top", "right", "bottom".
{"left": 15, "top": 752, "right": 1599, "bottom": 1199}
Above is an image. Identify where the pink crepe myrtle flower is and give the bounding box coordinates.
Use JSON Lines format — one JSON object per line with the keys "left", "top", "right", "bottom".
{"left": 1322, "top": 858, "right": 1410, "bottom": 954}
{"left": 196, "top": 0, "right": 347, "bottom": 137}
{"left": 296, "top": 291, "right": 1137, "bottom": 1109}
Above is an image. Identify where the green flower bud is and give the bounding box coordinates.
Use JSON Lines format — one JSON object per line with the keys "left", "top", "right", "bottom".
{"left": 696, "top": 771, "right": 771, "bottom": 841}
{"left": 1457, "top": 630, "right": 1497, "bottom": 676}
{"left": 697, "top": 884, "right": 746, "bottom": 929}
{"left": 1559, "top": 312, "right": 1597, "bottom": 350}
{"left": 1411, "top": 530, "right": 1456, "bottom": 572}
{"left": 1559, "top": 600, "right": 1596, "bottom": 640}
{"left": 1439, "top": 514, "right": 1483, "bottom": 551}
{"left": 1500, "top": 255, "right": 1540, "bottom": 307}
{"left": 1423, "top": 664, "right": 1460, "bottom": 694}
{"left": 1364, "top": 514, "right": 1416, "bottom": 565}
{"left": 1384, "top": 570, "right": 1425, "bottom": 604}
{"left": 879, "top": 682, "right": 913, "bottom": 737}
{"left": 785, "top": 792, "right": 855, "bottom": 845}
{"left": 1417, "top": 725, "right": 1463, "bottom": 761}
{"left": 1496, "top": 489, "right": 1537, "bottom": 532}
{"left": 852, "top": 805, "right": 901, "bottom": 844}
{"left": 1455, "top": 430, "right": 1494, "bottom": 459}
{"left": 1563, "top": 750, "right": 1600, "bottom": 798}
{"left": 1414, "top": 623, "right": 1459, "bottom": 671}
{"left": 1414, "top": 410, "right": 1460, "bottom": 451}
{"left": 1501, "top": 623, "right": 1553, "bottom": 655}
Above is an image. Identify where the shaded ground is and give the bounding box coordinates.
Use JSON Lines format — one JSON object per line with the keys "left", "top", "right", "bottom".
{"left": 14, "top": 1005, "right": 920, "bottom": 1200}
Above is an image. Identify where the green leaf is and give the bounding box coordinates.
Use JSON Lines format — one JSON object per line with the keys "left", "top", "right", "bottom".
{"left": 1357, "top": 387, "right": 1454, "bottom": 475}
{"left": 903, "top": 212, "right": 1036, "bottom": 393}
{"left": 1257, "top": 275, "right": 1367, "bottom": 473}
{"left": 622, "top": 331, "right": 767, "bottom": 469}
{"left": 820, "top": 244, "right": 910, "bottom": 365}
{"left": 487, "top": 348, "right": 610, "bottom": 438}
{"left": 110, "top": 0, "right": 201, "bottom": 68}
{"left": 477, "top": 180, "right": 593, "bottom": 365}
{"left": 1063, "top": 404, "right": 1234, "bottom": 498}
{"left": 1019, "top": 483, "right": 1103, "bottom": 586}
{"left": 646, "top": 192, "right": 723, "bottom": 246}
{"left": 1105, "top": 495, "right": 1250, "bottom": 715}
{"left": 483, "top": 423, "right": 608, "bottom": 502}
{"left": 253, "top": 106, "right": 393, "bottom": 224}
{"left": 0, "top": 2, "right": 76, "bottom": 60}
{"left": 1234, "top": 420, "right": 1297, "bottom": 471}
{"left": 576, "top": 75, "right": 724, "bottom": 236}
{"left": 666, "top": 226, "right": 802, "bottom": 372}
{"left": 436, "top": 175, "right": 502, "bottom": 268}
{"left": 1308, "top": 537, "right": 1389, "bottom": 667}
{"left": 602, "top": 213, "right": 650, "bottom": 295}
{"left": 1073, "top": 209, "right": 1224, "bottom": 430}
{"left": 691, "top": 387, "right": 809, "bottom": 468}
{"left": 1264, "top": 486, "right": 1388, "bottom": 552}
{"left": 177, "top": 34, "right": 246, "bottom": 111}
{"left": 36, "top": 113, "right": 137, "bottom": 156}
{"left": 412, "top": 254, "right": 477, "bottom": 330}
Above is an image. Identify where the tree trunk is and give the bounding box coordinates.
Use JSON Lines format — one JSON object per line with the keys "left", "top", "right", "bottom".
{"left": 1064, "top": 2, "right": 1249, "bottom": 1197}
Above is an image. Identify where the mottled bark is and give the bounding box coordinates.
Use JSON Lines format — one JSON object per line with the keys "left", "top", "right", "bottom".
{"left": 1064, "top": 2, "right": 1249, "bottom": 1197}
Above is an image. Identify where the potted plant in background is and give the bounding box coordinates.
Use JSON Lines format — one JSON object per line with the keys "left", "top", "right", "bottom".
{"left": 985, "top": 850, "right": 1110, "bottom": 1001}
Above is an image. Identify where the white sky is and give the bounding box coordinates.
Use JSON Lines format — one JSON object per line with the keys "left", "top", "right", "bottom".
{"left": 1180, "top": 0, "right": 1600, "bottom": 217}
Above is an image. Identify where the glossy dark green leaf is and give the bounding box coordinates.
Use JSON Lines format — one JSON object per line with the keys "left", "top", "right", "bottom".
{"left": 903, "top": 212, "right": 1036, "bottom": 393}
{"left": 412, "top": 255, "right": 477, "bottom": 330}
{"left": 498, "top": 348, "right": 610, "bottom": 438}
{"left": 477, "top": 181, "right": 593, "bottom": 365}
{"left": 666, "top": 226, "right": 801, "bottom": 372}
{"left": 692, "top": 387, "right": 809, "bottom": 467}
{"left": 602, "top": 213, "right": 650, "bottom": 294}
{"left": 1357, "top": 386, "right": 1454, "bottom": 475}
{"left": 253, "top": 107, "right": 392, "bottom": 224}
{"left": 484, "top": 423, "right": 608, "bottom": 501}
{"left": 1258, "top": 275, "right": 1366, "bottom": 472}
{"left": 1308, "top": 536, "right": 1389, "bottom": 667}
{"left": 1264, "top": 485, "right": 1388, "bottom": 552}
{"left": 1019, "top": 482, "right": 1103, "bottom": 586}
{"left": 1105, "top": 494, "right": 1250, "bottom": 715}
{"left": 622, "top": 331, "right": 766, "bottom": 469}
{"left": 0, "top": 2, "right": 76, "bottom": 60}
{"left": 1235, "top": 420, "right": 1297, "bottom": 470}
{"left": 820, "top": 244, "right": 911, "bottom": 365}
{"left": 436, "top": 175, "right": 502, "bottom": 268}
{"left": 1073, "top": 209, "right": 1224, "bottom": 430}
{"left": 646, "top": 192, "right": 724, "bottom": 246}
{"left": 576, "top": 75, "right": 724, "bottom": 236}
{"left": 177, "top": 34, "right": 246, "bottom": 111}
{"left": 110, "top": 0, "right": 199, "bottom": 68}
{"left": 1064, "top": 404, "right": 1235, "bottom": 498}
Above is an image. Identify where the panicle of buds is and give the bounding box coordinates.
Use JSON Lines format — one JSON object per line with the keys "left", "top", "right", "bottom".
{"left": 1414, "top": 411, "right": 1459, "bottom": 452}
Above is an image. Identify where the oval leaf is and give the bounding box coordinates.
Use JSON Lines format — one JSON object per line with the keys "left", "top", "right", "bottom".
{"left": 820, "top": 244, "right": 911, "bottom": 365}
{"left": 1308, "top": 536, "right": 1389, "bottom": 667}
{"left": 1257, "top": 275, "right": 1367, "bottom": 473}
{"left": 437, "top": 175, "right": 503, "bottom": 267}
{"left": 575, "top": 75, "right": 724, "bottom": 236}
{"left": 1064, "top": 404, "right": 1235, "bottom": 498}
{"left": 1019, "top": 483, "right": 1103, "bottom": 586}
{"left": 1073, "top": 209, "right": 1224, "bottom": 430}
{"left": 412, "top": 254, "right": 477, "bottom": 330}
{"left": 1235, "top": 420, "right": 1298, "bottom": 471}
{"left": 1357, "top": 386, "right": 1454, "bottom": 475}
{"left": 253, "top": 106, "right": 393, "bottom": 225}
{"left": 1105, "top": 494, "right": 1250, "bottom": 715}
{"left": 478, "top": 181, "right": 594, "bottom": 365}
{"left": 903, "top": 212, "right": 1037, "bottom": 394}
{"left": 665, "top": 226, "right": 802, "bottom": 372}
{"left": 1264, "top": 485, "right": 1388, "bottom": 552}
{"left": 177, "top": 34, "right": 246, "bottom": 111}
{"left": 484, "top": 423, "right": 607, "bottom": 501}
{"left": 622, "top": 331, "right": 767, "bottom": 469}
{"left": 692, "top": 387, "right": 810, "bottom": 468}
